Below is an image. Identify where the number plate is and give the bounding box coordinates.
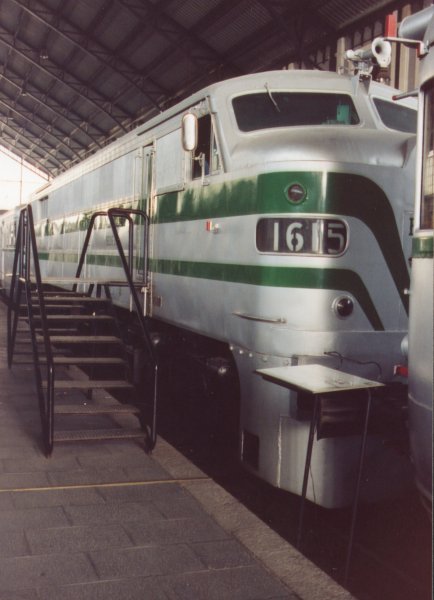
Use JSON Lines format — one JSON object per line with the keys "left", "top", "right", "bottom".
{"left": 256, "top": 218, "right": 347, "bottom": 255}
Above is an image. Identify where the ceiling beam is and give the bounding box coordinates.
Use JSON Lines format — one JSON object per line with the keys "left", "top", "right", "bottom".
{"left": 115, "top": 0, "right": 242, "bottom": 76}
{"left": 0, "top": 65, "right": 105, "bottom": 147}
{"left": 0, "top": 119, "right": 63, "bottom": 172}
{"left": 0, "top": 25, "right": 130, "bottom": 132}
{"left": 0, "top": 95, "right": 82, "bottom": 161}
{"left": 218, "top": 0, "right": 335, "bottom": 71}
{"left": 0, "top": 138, "right": 52, "bottom": 177}
{"left": 10, "top": 0, "right": 169, "bottom": 112}
{"left": 0, "top": 145, "right": 49, "bottom": 180}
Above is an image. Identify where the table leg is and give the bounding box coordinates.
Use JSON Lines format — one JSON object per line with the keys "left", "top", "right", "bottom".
{"left": 343, "top": 389, "right": 372, "bottom": 584}
{"left": 297, "top": 394, "right": 319, "bottom": 548}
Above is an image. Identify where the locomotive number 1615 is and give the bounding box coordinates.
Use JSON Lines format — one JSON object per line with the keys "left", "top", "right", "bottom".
{"left": 256, "top": 217, "right": 348, "bottom": 255}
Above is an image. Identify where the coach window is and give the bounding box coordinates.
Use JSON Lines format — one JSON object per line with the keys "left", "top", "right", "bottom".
{"left": 192, "top": 114, "right": 220, "bottom": 179}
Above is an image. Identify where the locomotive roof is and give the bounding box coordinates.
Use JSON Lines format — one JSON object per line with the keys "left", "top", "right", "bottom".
{"left": 0, "top": 0, "right": 417, "bottom": 181}
{"left": 26, "top": 67, "right": 415, "bottom": 201}
{"left": 134, "top": 69, "right": 407, "bottom": 134}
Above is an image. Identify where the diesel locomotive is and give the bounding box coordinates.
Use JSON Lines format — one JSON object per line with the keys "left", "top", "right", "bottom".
{"left": 0, "top": 64, "right": 418, "bottom": 508}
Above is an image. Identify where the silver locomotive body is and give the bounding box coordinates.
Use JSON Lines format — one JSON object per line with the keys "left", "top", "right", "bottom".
{"left": 0, "top": 69, "right": 417, "bottom": 507}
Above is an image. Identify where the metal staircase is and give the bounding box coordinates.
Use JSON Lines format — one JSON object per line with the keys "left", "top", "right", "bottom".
{"left": 7, "top": 204, "right": 158, "bottom": 455}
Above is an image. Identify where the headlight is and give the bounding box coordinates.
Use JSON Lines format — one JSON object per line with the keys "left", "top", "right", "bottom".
{"left": 333, "top": 296, "right": 354, "bottom": 318}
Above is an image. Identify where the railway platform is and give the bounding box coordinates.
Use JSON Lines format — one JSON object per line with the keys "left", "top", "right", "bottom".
{"left": 0, "top": 301, "right": 354, "bottom": 600}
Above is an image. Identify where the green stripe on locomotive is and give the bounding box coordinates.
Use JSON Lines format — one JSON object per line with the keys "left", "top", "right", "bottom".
{"left": 150, "top": 259, "right": 384, "bottom": 330}
{"left": 155, "top": 171, "right": 409, "bottom": 313}
{"left": 34, "top": 170, "right": 408, "bottom": 333}
{"left": 36, "top": 248, "right": 384, "bottom": 330}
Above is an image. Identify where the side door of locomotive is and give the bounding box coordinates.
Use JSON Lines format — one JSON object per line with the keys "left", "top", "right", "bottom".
{"left": 145, "top": 99, "right": 222, "bottom": 319}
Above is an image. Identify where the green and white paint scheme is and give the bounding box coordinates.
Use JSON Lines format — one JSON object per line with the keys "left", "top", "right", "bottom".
{"left": 0, "top": 69, "right": 417, "bottom": 508}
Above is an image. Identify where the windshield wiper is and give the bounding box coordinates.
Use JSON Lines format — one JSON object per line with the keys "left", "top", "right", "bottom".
{"left": 265, "top": 83, "right": 281, "bottom": 113}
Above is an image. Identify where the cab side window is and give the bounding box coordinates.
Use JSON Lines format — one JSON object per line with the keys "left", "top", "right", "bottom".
{"left": 192, "top": 114, "right": 220, "bottom": 179}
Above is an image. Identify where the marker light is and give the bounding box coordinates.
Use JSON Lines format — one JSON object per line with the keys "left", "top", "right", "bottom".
{"left": 286, "top": 183, "right": 306, "bottom": 204}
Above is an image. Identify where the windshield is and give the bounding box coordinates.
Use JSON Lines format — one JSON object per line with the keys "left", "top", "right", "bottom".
{"left": 421, "top": 82, "right": 434, "bottom": 229}
{"left": 373, "top": 98, "right": 417, "bottom": 133}
{"left": 232, "top": 92, "right": 360, "bottom": 132}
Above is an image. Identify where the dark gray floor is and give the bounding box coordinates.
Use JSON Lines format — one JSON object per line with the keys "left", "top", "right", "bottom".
{"left": 0, "top": 302, "right": 353, "bottom": 600}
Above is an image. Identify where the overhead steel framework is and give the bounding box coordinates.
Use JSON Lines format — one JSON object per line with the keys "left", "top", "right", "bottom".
{"left": 0, "top": 0, "right": 425, "bottom": 178}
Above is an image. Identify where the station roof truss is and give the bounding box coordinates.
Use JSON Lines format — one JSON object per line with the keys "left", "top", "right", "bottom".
{"left": 0, "top": 0, "right": 408, "bottom": 178}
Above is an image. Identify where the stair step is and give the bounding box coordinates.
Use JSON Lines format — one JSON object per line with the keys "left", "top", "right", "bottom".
{"left": 15, "top": 356, "right": 127, "bottom": 365}
{"left": 54, "top": 356, "right": 127, "bottom": 366}
{"left": 37, "top": 335, "right": 122, "bottom": 344}
{"left": 53, "top": 428, "right": 144, "bottom": 442}
{"left": 37, "top": 329, "right": 80, "bottom": 335}
{"left": 13, "top": 345, "right": 66, "bottom": 354}
{"left": 43, "top": 379, "right": 134, "bottom": 390}
{"left": 27, "top": 304, "right": 84, "bottom": 312}
{"left": 33, "top": 315, "right": 114, "bottom": 322}
{"left": 30, "top": 276, "right": 130, "bottom": 286}
{"left": 32, "top": 297, "right": 108, "bottom": 304}
{"left": 34, "top": 291, "right": 84, "bottom": 297}
{"left": 54, "top": 403, "right": 139, "bottom": 415}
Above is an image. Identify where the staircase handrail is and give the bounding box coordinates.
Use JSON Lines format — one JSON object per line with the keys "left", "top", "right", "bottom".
{"left": 7, "top": 204, "right": 54, "bottom": 453}
{"left": 71, "top": 207, "right": 158, "bottom": 450}
{"left": 7, "top": 210, "right": 24, "bottom": 367}
{"left": 73, "top": 211, "right": 108, "bottom": 291}
{"left": 107, "top": 207, "right": 158, "bottom": 449}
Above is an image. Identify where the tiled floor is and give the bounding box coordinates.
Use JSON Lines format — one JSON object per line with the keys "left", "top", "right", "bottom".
{"left": 0, "top": 301, "right": 353, "bottom": 600}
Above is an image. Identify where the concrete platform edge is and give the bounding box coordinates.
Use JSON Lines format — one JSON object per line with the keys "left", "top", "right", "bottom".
{"left": 152, "top": 437, "right": 356, "bottom": 600}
